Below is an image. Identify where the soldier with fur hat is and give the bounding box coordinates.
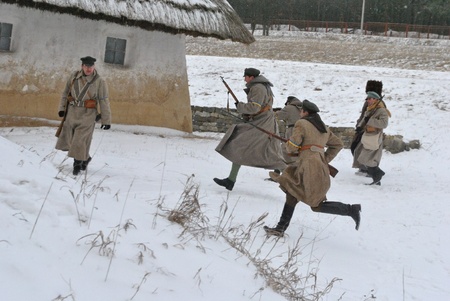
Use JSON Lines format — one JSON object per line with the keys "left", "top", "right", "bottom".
{"left": 351, "top": 80, "right": 383, "bottom": 176}
{"left": 352, "top": 89, "right": 391, "bottom": 185}
{"left": 55, "top": 56, "right": 112, "bottom": 175}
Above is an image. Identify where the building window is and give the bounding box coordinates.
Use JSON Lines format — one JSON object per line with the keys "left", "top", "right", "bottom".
{"left": 0, "top": 22, "right": 13, "bottom": 51}
{"left": 105, "top": 37, "right": 126, "bottom": 65}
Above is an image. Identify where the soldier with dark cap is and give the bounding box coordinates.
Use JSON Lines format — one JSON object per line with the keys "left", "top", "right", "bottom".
{"left": 264, "top": 100, "right": 361, "bottom": 237}
{"left": 55, "top": 56, "right": 112, "bottom": 175}
{"left": 214, "top": 67, "right": 286, "bottom": 191}
{"left": 275, "top": 96, "right": 303, "bottom": 165}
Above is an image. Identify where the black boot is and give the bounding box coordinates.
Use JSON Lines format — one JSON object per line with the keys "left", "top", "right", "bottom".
{"left": 213, "top": 178, "right": 235, "bottom": 191}
{"left": 81, "top": 157, "right": 92, "bottom": 171}
{"left": 367, "top": 166, "right": 385, "bottom": 185}
{"left": 264, "top": 203, "right": 296, "bottom": 237}
{"left": 317, "top": 202, "right": 361, "bottom": 230}
{"left": 73, "top": 159, "right": 82, "bottom": 175}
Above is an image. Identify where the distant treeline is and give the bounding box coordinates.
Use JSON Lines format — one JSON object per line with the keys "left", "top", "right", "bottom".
{"left": 227, "top": 0, "right": 450, "bottom": 27}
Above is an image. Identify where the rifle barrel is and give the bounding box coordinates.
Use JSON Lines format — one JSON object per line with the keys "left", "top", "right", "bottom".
{"left": 220, "top": 76, "right": 240, "bottom": 103}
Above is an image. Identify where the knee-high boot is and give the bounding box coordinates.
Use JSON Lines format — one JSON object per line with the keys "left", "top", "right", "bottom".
{"left": 264, "top": 193, "right": 297, "bottom": 237}
{"left": 315, "top": 201, "right": 362, "bottom": 230}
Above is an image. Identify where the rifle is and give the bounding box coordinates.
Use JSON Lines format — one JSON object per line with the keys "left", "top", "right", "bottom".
{"left": 220, "top": 76, "right": 240, "bottom": 106}
{"left": 220, "top": 109, "right": 339, "bottom": 178}
{"left": 55, "top": 95, "right": 72, "bottom": 138}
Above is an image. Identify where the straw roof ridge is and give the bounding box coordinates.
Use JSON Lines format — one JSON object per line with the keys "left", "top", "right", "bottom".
{"left": 1, "top": 0, "right": 255, "bottom": 44}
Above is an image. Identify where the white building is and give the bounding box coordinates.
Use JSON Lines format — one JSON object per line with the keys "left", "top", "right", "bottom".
{"left": 0, "top": 0, "right": 254, "bottom": 132}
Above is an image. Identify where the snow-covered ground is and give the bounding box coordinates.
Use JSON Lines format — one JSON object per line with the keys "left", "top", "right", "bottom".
{"left": 1, "top": 32, "right": 450, "bottom": 300}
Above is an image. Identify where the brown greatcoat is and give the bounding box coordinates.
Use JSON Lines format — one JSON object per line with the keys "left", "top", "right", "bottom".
{"left": 352, "top": 105, "right": 389, "bottom": 168}
{"left": 215, "top": 75, "right": 286, "bottom": 170}
{"left": 274, "top": 119, "right": 343, "bottom": 207}
{"left": 275, "top": 97, "right": 302, "bottom": 163}
{"left": 55, "top": 69, "right": 112, "bottom": 161}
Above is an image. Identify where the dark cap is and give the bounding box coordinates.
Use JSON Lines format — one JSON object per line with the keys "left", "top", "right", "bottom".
{"left": 243, "top": 68, "right": 260, "bottom": 77}
{"left": 81, "top": 56, "right": 96, "bottom": 66}
{"left": 302, "top": 99, "right": 320, "bottom": 113}
{"left": 285, "top": 96, "right": 302, "bottom": 107}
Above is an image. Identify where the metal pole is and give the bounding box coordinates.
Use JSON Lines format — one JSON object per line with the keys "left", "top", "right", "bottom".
{"left": 360, "top": 0, "right": 366, "bottom": 34}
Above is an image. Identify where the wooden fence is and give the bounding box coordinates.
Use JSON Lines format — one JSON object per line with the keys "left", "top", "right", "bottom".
{"left": 255, "top": 19, "right": 450, "bottom": 39}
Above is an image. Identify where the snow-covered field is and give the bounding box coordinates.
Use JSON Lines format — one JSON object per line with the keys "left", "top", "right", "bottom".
{"left": 1, "top": 31, "right": 450, "bottom": 300}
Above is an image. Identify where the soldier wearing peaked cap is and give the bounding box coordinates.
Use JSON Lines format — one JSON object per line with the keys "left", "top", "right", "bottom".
{"left": 80, "top": 56, "right": 96, "bottom": 66}
{"left": 275, "top": 96, "right": 303, "bottom": 165}
{"left": 55, "top": 56, "right": 112, "bottom": 175}
{"left": 264, "top": 99, "right": 362, "bottom": 237}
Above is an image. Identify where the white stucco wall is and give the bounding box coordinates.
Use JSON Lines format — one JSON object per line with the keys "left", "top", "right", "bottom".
{"left": 0, "top": 3, "right": 192, "bottom": 132}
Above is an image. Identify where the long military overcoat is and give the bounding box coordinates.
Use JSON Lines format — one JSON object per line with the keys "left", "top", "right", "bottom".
{"left": 275, "top": 98, "right": 302, "bottom": 163}
{"left": 272, "top": 119, "right": 343, "bottom": 207}
{"left": 215, "top": 75, "right": 286, "bottom": 170}
{"left": 55, "top": 70, "right": 112, "bottom": 161}
{"left": 352, "top": 106, "right": 389, "bottom": 168}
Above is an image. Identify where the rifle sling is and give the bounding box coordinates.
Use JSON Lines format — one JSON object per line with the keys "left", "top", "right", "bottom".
{"left": 72, "top": 73, "right": 99, "bottom": 106}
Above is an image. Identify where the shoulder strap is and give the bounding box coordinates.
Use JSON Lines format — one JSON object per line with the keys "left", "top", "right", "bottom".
{"left": 76, "top": 73, "right": 99, "bottom": 103}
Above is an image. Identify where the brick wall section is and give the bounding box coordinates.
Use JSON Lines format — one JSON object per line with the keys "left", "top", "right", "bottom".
{"left": 191, "top": 106, "right": 420, "bottom": 153}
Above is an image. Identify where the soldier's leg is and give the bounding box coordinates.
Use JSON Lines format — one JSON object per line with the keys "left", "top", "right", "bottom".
{"left": 264, "top": 192, "right": 297, "bottom": 237}
{"left": 311, "top": 201, "right": 361, "bottom": 230}
{"left": 213, "top": 163, "right": 240, "bottom": 191}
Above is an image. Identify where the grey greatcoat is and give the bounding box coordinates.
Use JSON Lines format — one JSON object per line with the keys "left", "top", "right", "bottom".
{"left": 352, "top": 106, "right": 389, "bottom": 168}
{"left": 272, "top": 119, "right": 343, "bottom": 207}
{"left": 215, "top": 75, "right": 286, "bottom": 170}
{"left": 275, "top": 97, "right": 302, "bottom": 163}
{"left": 55, "top": 70, "right": 112, "bottom": 161}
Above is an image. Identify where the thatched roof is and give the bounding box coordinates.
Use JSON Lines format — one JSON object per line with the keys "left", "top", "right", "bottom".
{"left": 2, "top": 0, "right": 255, "bottom": 44}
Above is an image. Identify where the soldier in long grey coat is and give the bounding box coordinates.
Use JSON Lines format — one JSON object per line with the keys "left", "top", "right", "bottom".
{"left": 275, "top": 96, "right": 303, "bottom": 164}
{"left": 352, "top": 91, "right": 391, "bottom": 185}
{"left": 264, "top": 100, "right": 361, "bottom": 237}
{"left": 351, "top": 80, "right": 383, "bottom": 177}
{"left": 55, "top": 56, "right": 112, "bottom": 175}
{"left": 214, "top": 68, "right": 287, "bottom": 191}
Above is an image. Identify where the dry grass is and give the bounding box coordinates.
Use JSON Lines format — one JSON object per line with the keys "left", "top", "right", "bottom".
{"left": 167, "top": 176, "right": 340, "bottom": 300}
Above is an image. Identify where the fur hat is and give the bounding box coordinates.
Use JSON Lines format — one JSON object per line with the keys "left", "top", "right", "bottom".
{"left": 243, "top": 68, "right": 260, "bottom": 77}
{"left": 365, "top": 80, "right": 382, "bottom": 96}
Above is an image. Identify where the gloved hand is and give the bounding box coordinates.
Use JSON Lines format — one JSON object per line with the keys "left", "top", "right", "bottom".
{"left": 364, "top": 116, "right": 370, "bottom": 123}
{"left": 101, "top": 124, "right": 111, "bottom": 130}
{"left": 355, "top": 126, "right": 362, "bottom": 133}
{"left": 58, "top": 111, "right": 65, "bottom": 117}
{"left": 95, "top": 114, "right": 102, "bottom": 122}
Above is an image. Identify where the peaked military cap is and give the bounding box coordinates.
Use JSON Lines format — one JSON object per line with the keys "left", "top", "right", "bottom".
{"left": 81, "top": 56, "right": 96, "bottom": 66}
{"left": 366, "top": 91, "right": 381, "bottom": 100}
{"left": 302, "top": 99, "right": 320, "bottom": 113}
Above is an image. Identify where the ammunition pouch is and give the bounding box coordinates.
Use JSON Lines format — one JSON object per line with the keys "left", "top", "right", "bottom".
{"left": 84, "top": 99, "right": 97, "bottom": 109}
